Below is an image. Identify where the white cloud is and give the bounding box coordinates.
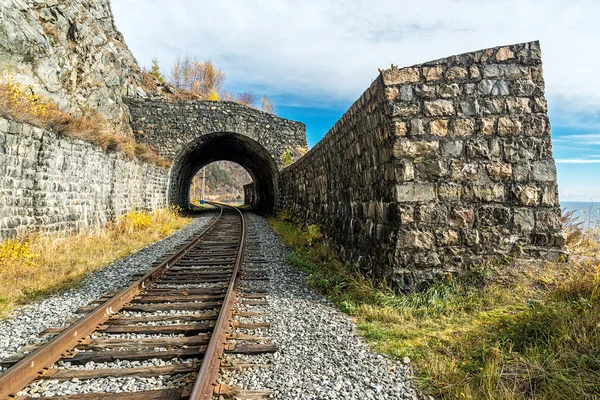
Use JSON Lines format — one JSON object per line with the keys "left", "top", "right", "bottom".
{"left": 556, "top": 134, "right": 600, "bottom": 145}
{"left": 556, "top": 159, "right": 600, "bottom": 164}
{"left": 111, "top": 0, "right": 600, "bottom": 111}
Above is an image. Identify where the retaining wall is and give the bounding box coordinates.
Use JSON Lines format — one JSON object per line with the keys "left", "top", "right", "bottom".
{"left": 0, "top": 118, "right": 168, "bottom": 238}
{"left": 277, "top": 41, "right": 565, "bottom": 291}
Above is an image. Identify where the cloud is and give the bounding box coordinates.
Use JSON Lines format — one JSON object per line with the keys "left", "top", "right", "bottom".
{"left": 556, "top": 159, "right": 600, "bottom": 164}
{"left": 554, "top": 133, "right": 600, "bottom": 145}
{"left": 111, "top": 0, "right": 600, "bottom": 111}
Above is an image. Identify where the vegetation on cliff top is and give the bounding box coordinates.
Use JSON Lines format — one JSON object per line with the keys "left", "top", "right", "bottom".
{"left": 0, "top": 208, "right": 190, "bottom": 318}
{"left": 0, "top": 74, "right": 169, "bottom": 167}
{"left": 141, "top": 56, "right": 275, "bottom": 113}
{"left": 268, "top": 211, "right": 600, "bottom": 399}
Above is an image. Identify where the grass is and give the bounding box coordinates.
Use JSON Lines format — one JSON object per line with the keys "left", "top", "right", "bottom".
{"left": 0, "top": 73, "right": 170, "bottom": 167}
{"left": 268, "top": 212, "right": 600, "bottom": 400}
{"left": 0, "top": 208, "right": 191, "bottom": 318}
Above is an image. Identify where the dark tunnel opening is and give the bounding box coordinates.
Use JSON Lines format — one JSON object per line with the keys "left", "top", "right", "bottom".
{"left": 168, "top": 132, "right": 279, "bottom": 214}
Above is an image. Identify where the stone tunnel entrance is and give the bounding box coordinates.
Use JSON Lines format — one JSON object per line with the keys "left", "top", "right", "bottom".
{"left": 169, "top": 132, "right": 279, "bottom": 213}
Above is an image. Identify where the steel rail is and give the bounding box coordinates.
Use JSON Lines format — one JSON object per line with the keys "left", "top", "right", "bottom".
{"left": 189, "top": 203, "right": 246, "bottom": 400}
{"left": 0, "top": 205, "right": 225, "bottom": 400}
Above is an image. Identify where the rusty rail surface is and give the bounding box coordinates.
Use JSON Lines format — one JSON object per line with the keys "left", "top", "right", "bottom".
{"left": 189, "top": 203, "right": 246, "bottom": 400}
{"left": 0, "top": 203, "right": 274, "bottom": 400}
{"left": 0, "top": 205, "right": 225, "bottom": 399}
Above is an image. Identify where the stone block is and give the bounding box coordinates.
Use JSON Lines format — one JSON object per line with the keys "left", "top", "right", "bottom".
{"left": 411, "top": 119, "right": 426, "bottom": 135}
{"left": 478, "top": 79, "right": 509, "bottom": 96}
{"left": 423, "top": 66, "right": 444, "bottom": 81}
{"left": 518, "top": 186, "right": 540, "bottom": 206}
{"left": 383, "top": 68, "right": 421, "bottom": 85}
{"left": 471, "top": 184, "right": 505, "bottom": 202}
{"left": 496, "top": 46, "right": 514, "bottom": 61}
{"left": 414, "top": 84, "right": 437, "bottom": 98}
{"left": 483, "top": 64, "right": 530, "bottom": 79}
{"left": 394, "top": 121, "right": 408, "bottom": 136}
{"left": 438, "top": 183, "right": 462, "bottom": 201}
{"left": 459, "top": 100, "right": 480, "bottom": 116}
{"left": 479, "top": 118, "right": 496, "bottom": 136}
{"left": 524, "top": 115, "right": 548, "bottom": 136}
{"left": 482, "top": 98, "right": 506, "bottom": 115}
{"left": 396, "top": 183, "right": 436, "bottom": 203}
{"left": 453, "top": 118, "right": 475, "bottom": 136}
{"left": 439, "top": 83, "right": 462, "bottom": 98}
{"left": 463, "top": 229, "right": 480, "bottom": 246}
{"left": 442, "top": 141, "right": 464, "bottom": 158}
{"left": 392, "top": 103, "right": 420, "bottom": 117}
{"left": 399, "top": 205, "right": 415, "bottom": 224}
{"left": 532, "top": 159, "right": 556, "bottom": 182}
{"left": 399, "top": 85, "right": 413, "bottom": 101}
{"left": 430, "top": 119, "right": 448, "bottom": 136}
{"left": 507, "top": 97, "right": 531, "bottom": 114}
{"left": 498, "top": 117, "right": 522, "bottom": 135}
{"left": 533, "top": 97, "right": 548, "bottom": 113}
{"left": 415, "top": 159, "right": 447, "bottom": 178}
{"left": 487, "top": 162, "right": 512, "bottom": 180}
{"left": 535, "top": 209, "right": 561, "bottom": 231}
{"left": 424, "top": 100, "right": 455, "bottom": 116}
{"left": 514, "top": 208, "right": 535, "bottom": 231}
{"left": 397, "top": 229, "right": 435, "bottom": 249}
{"left": 449, "top": 208, "right": 475, "bottom": 228}
{"left": 437, "top": 229, "right": 460, "bottom": 246}
{"left": 395, "top": 162, "right": 414, "bottom": 182}
{"left": 479, "top": 205, "right": 512, "bottom": 227}
{"left": 469, "top": 65, "right": 481, "bottom": 80}
{"left": 446, "top": 67, "right": 468, "bottom": 80}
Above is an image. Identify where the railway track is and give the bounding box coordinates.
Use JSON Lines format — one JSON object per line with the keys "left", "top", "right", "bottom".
{"left": 0, "top": 204, "right": 275, "bottom": 399}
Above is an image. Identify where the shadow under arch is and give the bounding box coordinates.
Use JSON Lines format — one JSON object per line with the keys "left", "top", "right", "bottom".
{"left": 168, "top": 132, "right": 278, "bottom": 214}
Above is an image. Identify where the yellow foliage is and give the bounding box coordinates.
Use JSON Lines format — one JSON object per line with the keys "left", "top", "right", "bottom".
{"left": 0, "top": 72, "right": 170, "bottom": 168}
{"left": 207, "top": 89, "right": 219, "bottom": 101}
{"left": 281, "top": 148, "right": 293, "bottom": 167}
{"left": 0, "top": 239, "right": 38, "bottom": 274}
{"left": 0, "top": 207, "right": 190, "bottom": 317}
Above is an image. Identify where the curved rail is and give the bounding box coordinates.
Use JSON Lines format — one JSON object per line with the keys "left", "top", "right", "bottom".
{"left": 190, "top": 203, "right": 246, "bottom": 399}
{"left": 0, "top": 205, "right": 225, "bottom": 399}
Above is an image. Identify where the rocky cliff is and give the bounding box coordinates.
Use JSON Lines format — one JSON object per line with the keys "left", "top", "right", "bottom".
{"left": 0, "top": 0, "right": 142, "bottom": 132}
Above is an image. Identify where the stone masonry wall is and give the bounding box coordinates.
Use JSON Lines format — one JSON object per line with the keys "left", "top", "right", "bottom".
{"left": 127, "top": 99, "right": 307, "bottom": 169}
{"left": 243, "top": 182, "right": 258, "bottom": 209}
{"left": 0, "top": 117, "right": 168, "bottom": 239}
{"left": 278, "top": 41, "right": 565, "bottom": 291}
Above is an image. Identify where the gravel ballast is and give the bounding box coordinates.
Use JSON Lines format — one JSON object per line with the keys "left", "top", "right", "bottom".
{"left": 0, "top": 212, "right": 216, "bottom": 363}
{"left": 1, "top": 211, "right": 422, "bottom": 399}
{"left": 223, "top": 214, "right": 421, "bottom": 400}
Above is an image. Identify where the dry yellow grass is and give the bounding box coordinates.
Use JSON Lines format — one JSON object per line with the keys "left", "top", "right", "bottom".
{"left": 0, "top": 208, "right": 191, "bottom": 318}
{"left": 0, "top": 74, "right": 170, "bottom": 167}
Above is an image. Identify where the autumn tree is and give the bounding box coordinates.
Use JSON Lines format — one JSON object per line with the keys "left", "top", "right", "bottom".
{"left": 144, "top": 55, "right": 277, "bottom": 111}
{"left": 170, "top": 55, "right": 225, "bottom": 100}
{"left": 150, "top": 57, "right": 165, "bottom": 83}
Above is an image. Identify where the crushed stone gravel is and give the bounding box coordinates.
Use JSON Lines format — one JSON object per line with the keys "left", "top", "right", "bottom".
{"left": 0, "top": 212, "right": 216, "bottom": 363}
{"left": 221, "top": 214, "right": 423, "bottom": 400}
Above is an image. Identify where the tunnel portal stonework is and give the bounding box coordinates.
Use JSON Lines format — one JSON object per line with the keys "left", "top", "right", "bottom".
{"left": 276, "top": 41, "right": 565, "bottom": 291}
{"left": 127, "top": 100, "right": 307, "bottom": 213}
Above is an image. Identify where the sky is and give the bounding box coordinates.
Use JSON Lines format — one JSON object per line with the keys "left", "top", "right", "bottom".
{"left": 111, "top": 0, "right": 600, "bottom": 202}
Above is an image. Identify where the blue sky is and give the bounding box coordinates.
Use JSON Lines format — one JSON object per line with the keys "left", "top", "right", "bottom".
{"left": 111, "top": 0, "right": 599, "bottom": 202}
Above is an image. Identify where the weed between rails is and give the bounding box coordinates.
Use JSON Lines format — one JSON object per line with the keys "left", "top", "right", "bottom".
{"left": 0, "top": 208, "right": 191, "bottom": 318}
{"left": 268, "top": 214, "right": 600, "bottom": 400}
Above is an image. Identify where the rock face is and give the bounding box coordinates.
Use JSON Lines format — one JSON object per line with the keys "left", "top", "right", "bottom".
{"left": 0, "top": 117, "right": 167, "bottom": 239}
{"left": 0, "top": 0, "right": 142, "bottom": 131}
{"left": 277, "top": 41, "right": 565, "bottom": 291}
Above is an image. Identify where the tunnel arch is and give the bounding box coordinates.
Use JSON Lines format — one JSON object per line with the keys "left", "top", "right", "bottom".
{"left": 169, "top": 132, "right": 279, "bottom": 213}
